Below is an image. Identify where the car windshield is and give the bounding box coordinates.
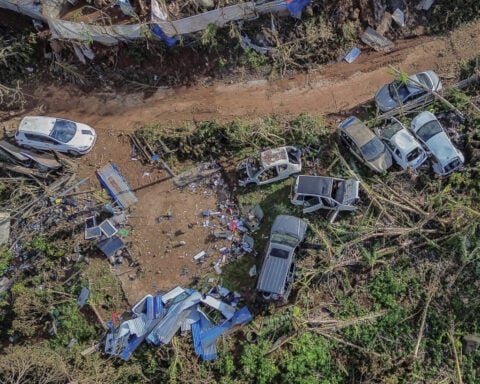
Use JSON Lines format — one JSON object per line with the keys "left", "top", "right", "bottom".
{"left": 271, "top": 233, "right": 298, "bottom": 248}
{"left": 382, "top": 122, "right": 403, "bottom": 139}
{"left": 406, "top": 147, "right": 422, "bottom": 162}
{"left": 50, "top": 119, "right": 77, "bottom": 143}
{"left": 388, "top": 82, "right": 411, "bottom": 102}
{"left": 416, "top": 73, "right": 433, "bottom": 88}
{"left": 360, "top": 138, "right": 385, "bottom": 161}
{"left": 416, "top": 120, "right": 443, "bottom": 142}
{"left": 246, "top": 155, "right": 261, "bottom": 176}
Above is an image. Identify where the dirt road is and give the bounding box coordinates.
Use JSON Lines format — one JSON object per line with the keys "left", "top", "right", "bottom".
{"left": 36, "top": 21, "right": 480, "bottom": 131}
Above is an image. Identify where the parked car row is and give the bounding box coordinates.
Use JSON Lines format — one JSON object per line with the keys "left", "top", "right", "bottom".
{"left": 339, "top": 110, "right": 464, "bottom": 177}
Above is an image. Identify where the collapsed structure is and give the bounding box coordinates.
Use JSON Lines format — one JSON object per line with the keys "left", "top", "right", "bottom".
{"left": 0, "top": 0, "right": 311, "bottom": 46}
{"left": 105, "top": 285, "right": 252, "bottom": 360}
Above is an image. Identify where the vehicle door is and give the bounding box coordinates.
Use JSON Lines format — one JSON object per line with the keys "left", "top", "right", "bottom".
{"left": 340, "top": 131, "right": 363, "bottom": 163}
{"left": 25, "top": 133, "right": 60, "bottom": 151}
{"left": 302, "top": 195, "right": 324, "bottom": 213}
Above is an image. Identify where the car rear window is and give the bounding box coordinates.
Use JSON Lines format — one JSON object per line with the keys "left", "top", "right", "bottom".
{"left": 416, "top": 73, "right": 433, "bottom": 88}
{"left": 270, "top": 247, "right": 289, "bottom": 259}
{"left": 50, "top": 119, "right": 77, "bottom": 143}
{"left": 416, "top": 120, "right": 443, "bottom": 142}
{"left": 360, "top": 138, "right": 385, "bottom": 161}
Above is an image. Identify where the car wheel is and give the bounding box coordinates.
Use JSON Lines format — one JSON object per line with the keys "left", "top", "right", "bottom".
{"left": 68, "top": 150, "right": 81, "bottom": 156}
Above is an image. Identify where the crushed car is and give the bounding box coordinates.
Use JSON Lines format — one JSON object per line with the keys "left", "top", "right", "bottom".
{"left": 290, "top": 175, "right": 359, "bottom": 223}
{"left": 338, "top": 116, "right": 392, "bottom": 172}
{"left": 256, "top": 215, "right": 308, "bottom": 303}
{"left": 374, "top": 70, "right": 442, "bottom": 113}
{"left": 15, "top": 116, "right": 97, "bottom": 156}
{"left": 410, "top": 111, "right": 464, "bottom": 176}
{"left": 236, "top": 146, "right": 302, "bottom": 187}
{"left": 374, "top": 118, "right": 428, "bottom": 170}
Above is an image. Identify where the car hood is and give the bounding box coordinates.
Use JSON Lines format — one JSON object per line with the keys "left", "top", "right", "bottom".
{"left": 69, "top": 123, "right": 96, "bottom": 147}
{"left": 271, "top": 215, "right": 308, "bottom": 242}
{"left": 368, "top": 151, "right": 393, "bottom": 172}
{"left": 426, "top": 132, "right": 464, "bottom": 166}
{"left": 375, "top": 85, "right": 397, "bottom": 112}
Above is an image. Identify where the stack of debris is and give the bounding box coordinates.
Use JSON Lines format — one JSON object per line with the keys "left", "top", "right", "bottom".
{"left": 105, "top": 285, "right": 252, "bottom": 360}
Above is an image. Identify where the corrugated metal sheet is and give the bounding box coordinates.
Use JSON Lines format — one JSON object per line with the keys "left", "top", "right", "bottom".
{"left": 97, "top": 163, "right": 138, "bottom": 209}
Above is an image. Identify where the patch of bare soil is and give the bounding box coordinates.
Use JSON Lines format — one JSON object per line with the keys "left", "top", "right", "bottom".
{"left": 78, "top": 132, "right": 246, "bottom": 304}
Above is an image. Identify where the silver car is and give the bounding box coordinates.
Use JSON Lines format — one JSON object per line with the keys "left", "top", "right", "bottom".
{"left": 375, "top": 70, "right": 442, "bottom": 113}
{"left": 290, "top": 175, "right": 359, "bottom": 223}
{"left": 256, "top": 215, "right": 308, "bottom": 303}
{"left": 236, "top": 146, "right": 302, "bottom": 187}
{"left": 374, "top": 118, "right": 428, "bottom": 171}
{"left": 338, "top": 116, "right": 392, "bottom": 173}
{"left": 410, "top": 111, "right": 464, "bottom": 176}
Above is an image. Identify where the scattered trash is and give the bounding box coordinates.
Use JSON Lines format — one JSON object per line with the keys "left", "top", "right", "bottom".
{"left": 77, "top": 287, "right": 90, "bottom": 308}
{"left": 248, "top": 265, "right": 257, "bottom": 277}
{"left": 213, "top": 263, "right": 222, "bottom": 275}
{"left": 392, "top": 9, "right": 405, "bottom": 27}
{"left": 99, "top": 219, "right": 118, "bottom": 238}
{"left": 96, "top": 236, "right": 126, "bottom": 259}
{"left": 343, "top": 47, "right": 361, "bottom": 63}
{"left": 193, "top": 251, "right": 206, "bottom": 262}
{"left": 360, "top": 27, "right": 394, "bottom": 52}
{"left": 416, "top": 0, "right": 435, "bottom": 11}
{"left": 97, "top": 163, "right": 138, "bottom": 209}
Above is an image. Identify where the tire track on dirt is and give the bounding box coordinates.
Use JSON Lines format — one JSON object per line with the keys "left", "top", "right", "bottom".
{"left": 37, "top": 21, "right": 480, "bottom": 131}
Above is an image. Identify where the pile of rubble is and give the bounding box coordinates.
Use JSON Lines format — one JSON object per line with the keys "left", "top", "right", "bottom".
{"left": 105, "top": 285, "right": 252, "bottom": 361}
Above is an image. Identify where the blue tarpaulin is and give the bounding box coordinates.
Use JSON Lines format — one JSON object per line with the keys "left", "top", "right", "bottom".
{"left": 151, "top": 24, "right": 178, "bottom": 47}
{"left": 285, "top": 0, "right": 311, "bottom": 16}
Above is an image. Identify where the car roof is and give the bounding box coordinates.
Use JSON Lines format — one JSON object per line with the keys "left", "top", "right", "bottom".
{"left": 390, "top": 128, "right": 420, "bottom": 153}
{"left": 340, "top": 117, "right": 376, "bottom": 147}
{"left": 260, "top": 147, "right": 289, "bottom": 168}
{"left": 296, "top": 175, "right": 333, "bottom": 197}
{"left": 18, "top": 116, "right": 56, "bottom": 136}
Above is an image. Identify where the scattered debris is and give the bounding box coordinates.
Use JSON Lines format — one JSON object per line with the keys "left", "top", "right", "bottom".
{"left": 361, "top": 27, "right": 395, "bottom": 52}
{"left": 77, "top": 287, "right": 90, "bottom": 307}
{"left": 343, "top": 47, "right": 361, "bottom": 63}
{"left": 416, "top": 0, "right": 435, "bottom": 11}
{"left": 97, "top": 163, "right": 138, "bottom": 209}
{"left": 104, "top": 287, "right": 252, "bottom": 361}
{"left": 392, "top": 9, "right": 406, "bottom": 27}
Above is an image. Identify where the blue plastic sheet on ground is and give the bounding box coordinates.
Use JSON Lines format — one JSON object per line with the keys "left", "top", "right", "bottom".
{"left": 285, "top": 0, "right": 311, "bottom": 16}
{"left": 200, "top": 306, "right": 253, "bottom": 348}
{"left": 151, "top": 24, "right": 178, "bottom": 47}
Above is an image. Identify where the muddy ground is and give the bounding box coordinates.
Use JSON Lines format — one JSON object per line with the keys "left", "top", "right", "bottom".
{"left": 4, "top": 21, "right": 480, "bottom": 304}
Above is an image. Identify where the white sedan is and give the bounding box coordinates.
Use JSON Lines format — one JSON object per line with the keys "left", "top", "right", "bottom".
{"left": 15, "top": 116, "right": 97, "bottom": 156}
{"left": 410, "top": 111, "right": 464, "bottom": 176}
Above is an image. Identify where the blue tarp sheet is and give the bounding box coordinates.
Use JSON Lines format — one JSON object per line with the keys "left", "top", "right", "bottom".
{"left": 285, "top": 0, "right": 310, "bottom": 16}
{"left": 151, "top": 24, "right": 178, "bottom": 47}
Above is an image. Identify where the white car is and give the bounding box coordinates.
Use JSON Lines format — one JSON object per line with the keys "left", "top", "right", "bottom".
{"left": 410, "top": 111, "right": 464, "bottom": 176}
{"left": 15, "top": 116, "right": 97, "bottom": 156}
{"left": 374, "top": 118, "right": 428, "bottom": 171}
{"left": 236, "top": 146, "right": 302, "bottom": 187}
